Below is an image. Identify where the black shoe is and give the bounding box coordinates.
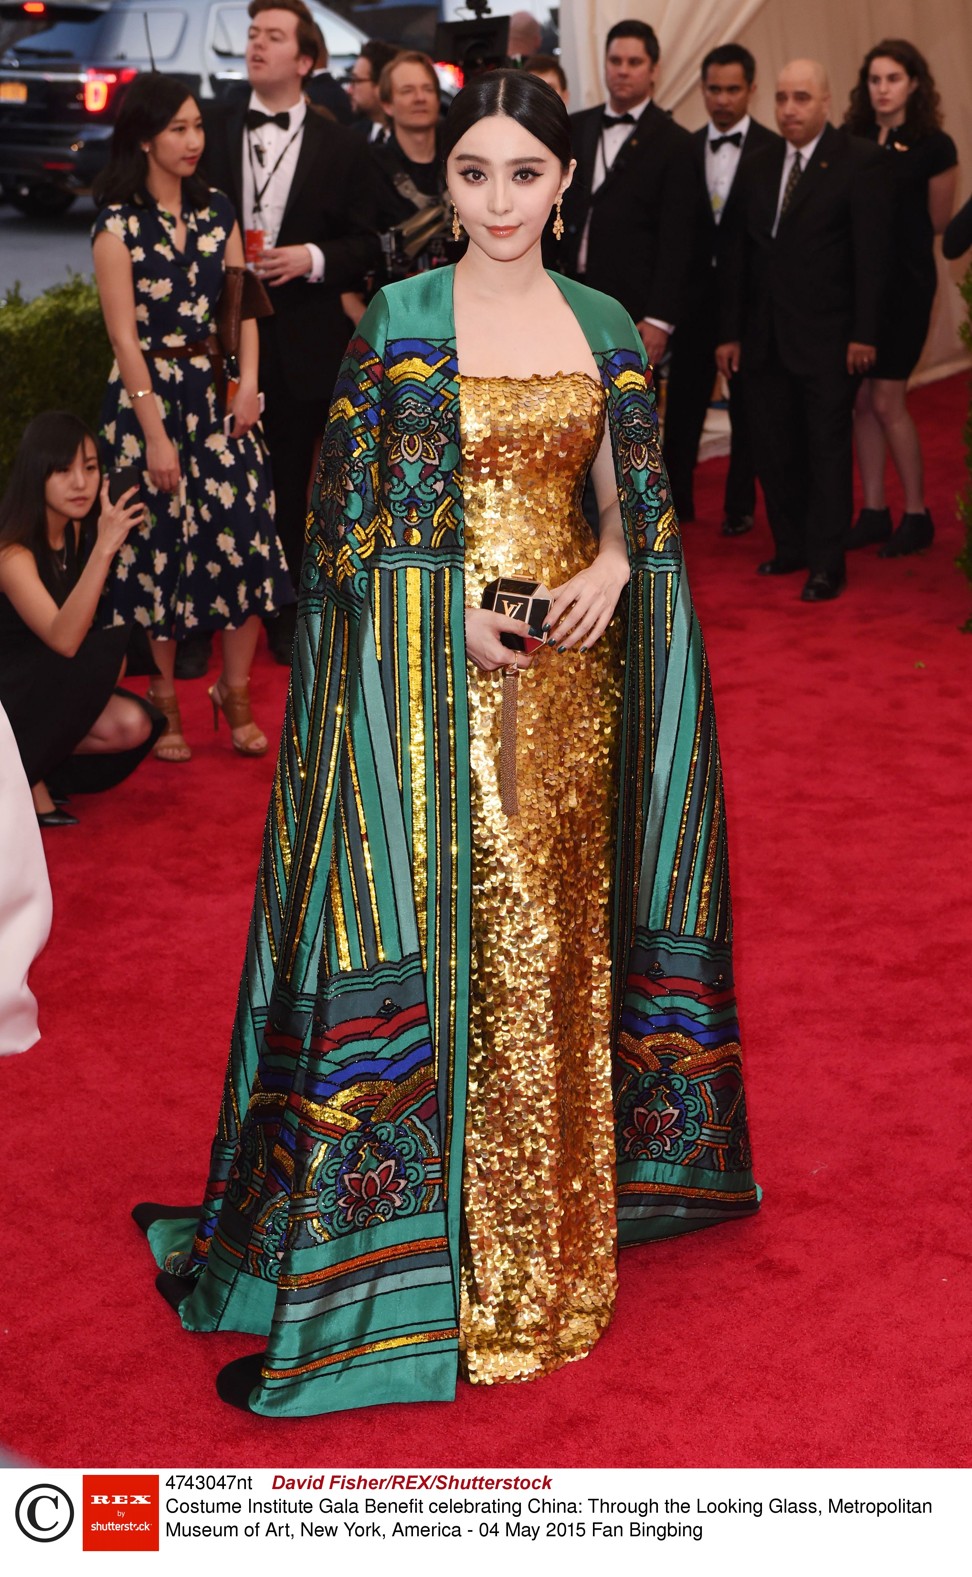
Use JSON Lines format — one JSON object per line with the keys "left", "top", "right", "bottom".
{"left": 878, "top": 510, "right": 934, "bottom": 558}
{"left": 265, "top": 604, "right": 297, "bottom": 666}
{"left": 37, "top": 807, "right": 79, "bottom": 828}
{"left": 757, "top": 556, "right": 805, "bottom": 575}
{"left": 155, "top": 1269, "right": 197, "bottom": 1313}
{"left": 131, "top": 1202, "right": 199, "bottom": 1238}
{"left": 800, "top": 569, "right": 845, "bottom": 602}
{"left": 846, "top": 506, "right": 892, "bottom": 550}
{"left": 174, "top": 631, "right": 213, "bottom": 680}
{"left": 722, "top": 514, "right": 754, "bottom": 537}
{"left": 216, "top": 1352, "right": 266, "bottom": 1412}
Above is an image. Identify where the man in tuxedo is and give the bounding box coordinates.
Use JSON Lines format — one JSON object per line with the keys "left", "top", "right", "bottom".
{"left": 717, "top": 60, "right": 892, "bottom": 601}
{"left": 554, "top": 19, "right": 702, "bottom": 374}
{"left": 203, "top": 0, "right": 379, "bottom": 660}
{"left": 662, "top": 44, "right": 780, "bottom": 531}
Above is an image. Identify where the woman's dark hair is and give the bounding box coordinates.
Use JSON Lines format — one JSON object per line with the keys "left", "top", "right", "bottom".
{"left": 92, "top": 72, "right": 208, "bottom": 209}
{"left": 0, "top": 412, "right": 101, "bottom": 581}
{"left": 845, "top": 39, "right": 942, "bottom": 139}
{"left": 441, "top": 68, "right": 571, "bottom": 169}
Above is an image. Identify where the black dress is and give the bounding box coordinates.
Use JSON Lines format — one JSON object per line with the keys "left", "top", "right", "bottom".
{"left": 0, "top": 527, "right": 163, "bottom": 791}
{"left": 866, "top": 125, "right": 958, "bottom": 379}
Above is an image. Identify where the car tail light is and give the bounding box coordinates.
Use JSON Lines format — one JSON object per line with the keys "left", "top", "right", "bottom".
{"left": 23, "top": 3, "right": 48, "bottom": 15}
{"left": 83, "top": 68, "right": 137, "bottom": 115}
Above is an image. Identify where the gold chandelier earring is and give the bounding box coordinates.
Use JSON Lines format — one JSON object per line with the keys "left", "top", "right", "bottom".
{"left": 451, "top": 203, "right": 462, "bottom": 242}
{"left": 552, "top": 195, "right": 564, "bottom": 241}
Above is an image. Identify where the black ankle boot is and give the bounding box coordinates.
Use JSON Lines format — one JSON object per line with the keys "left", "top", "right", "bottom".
{"left": 878, "top": 510, "right": 934, "bottom": 558}
{"left": 846, "top": 506, "right": 892, "bottom": 549}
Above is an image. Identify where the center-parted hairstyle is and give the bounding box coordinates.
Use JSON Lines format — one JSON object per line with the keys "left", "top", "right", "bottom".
{"left": 441, "top": 68, "right": 572, "bottom": 169}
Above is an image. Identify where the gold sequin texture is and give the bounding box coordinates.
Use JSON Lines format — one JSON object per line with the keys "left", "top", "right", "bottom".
{"left": 458, "top": 372, "right": 623, "bottom": 1385}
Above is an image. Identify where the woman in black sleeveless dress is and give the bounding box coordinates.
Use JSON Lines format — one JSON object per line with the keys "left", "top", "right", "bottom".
{"left": 844, "top": 40, "right": 957, "bottom": 558}
{"left": 0, "top": 413, "right": 162, "bottom": 825}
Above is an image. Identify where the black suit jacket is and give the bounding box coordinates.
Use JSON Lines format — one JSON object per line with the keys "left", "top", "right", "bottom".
{"left": 305, "top": 72, "right": 353, "bottom": 124}
{"left": 718, "top": 122, "right": 893, "bottom": 374}
{"left": 202, "top": 102, "right": 380, "bottom": 403}
{"left": 693, "top": 117, "right": 781, "bottom": 268}
{"left": 555, "top": 101, "right": 703, "bottom": 327}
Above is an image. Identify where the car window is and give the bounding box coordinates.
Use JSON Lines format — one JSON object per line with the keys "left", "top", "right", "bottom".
{"left": 104, "top": 9, "right": 187, "bottom": 63}
{"left": 0, "top": 15, "right": 107, "bottom": 61}
{"left": 305, "top": 3, "right": 366, "bottom": 59}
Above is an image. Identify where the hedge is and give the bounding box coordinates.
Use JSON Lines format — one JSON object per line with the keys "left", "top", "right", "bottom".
{"left": 0, "top": 275, "right": 113, "bottom": 481}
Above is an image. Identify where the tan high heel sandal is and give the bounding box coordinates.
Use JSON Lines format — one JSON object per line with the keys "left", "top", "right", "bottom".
{"left": 146, "top": 687, "right": 191, "bottom": 762}
{"left": 208, "top": 677, "right": 268, "bottom": 757}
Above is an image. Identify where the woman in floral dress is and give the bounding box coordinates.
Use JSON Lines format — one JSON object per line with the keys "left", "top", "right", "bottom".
{"left": 92, "top": 74, "right": 294, "bottom": 760}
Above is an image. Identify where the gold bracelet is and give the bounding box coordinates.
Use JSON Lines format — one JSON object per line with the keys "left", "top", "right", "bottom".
{"left": 128, "top": 388, "right": 153, "bottom": 401}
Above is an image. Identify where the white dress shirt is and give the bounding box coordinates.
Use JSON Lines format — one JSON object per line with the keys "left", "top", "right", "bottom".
{"left": 772, "top": 131, "right": 824, "bottom": 236}
{"left": 704, "top": 113, "right": 751, "bottom": 222}
{"left": 241, "top": 92, "right": 325, "bottom": 281}
{"left": 590, "top": 94, "right": 653, "bottom": 195}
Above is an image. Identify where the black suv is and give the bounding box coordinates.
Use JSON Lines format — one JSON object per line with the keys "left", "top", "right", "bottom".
{"left": 0, "top": 0, "right": 364, "bottom": 215}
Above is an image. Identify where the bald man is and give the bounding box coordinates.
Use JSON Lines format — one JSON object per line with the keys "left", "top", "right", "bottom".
{"left": 717, "top": 60, "right": 892, "bottom": 600}
{"left": 507, "top": 11, "right": 543, "bottom": 60}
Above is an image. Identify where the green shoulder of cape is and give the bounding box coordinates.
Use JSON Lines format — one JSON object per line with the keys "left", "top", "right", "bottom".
{"left": 357, "top": 264, "right": 645, "bottom": 366}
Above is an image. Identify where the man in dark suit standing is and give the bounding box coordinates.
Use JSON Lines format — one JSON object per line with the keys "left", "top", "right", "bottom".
{"left": 554, "top": 19, "right": 702, "bottom": 374}
{"left": 717, "top": 60, "right": 892, "bottom": 601}
{"left": 203, "top": 0, "right": 379, "bottom": 660}
{"left": 662, "top": 44, "right": 779, "bottom": 532}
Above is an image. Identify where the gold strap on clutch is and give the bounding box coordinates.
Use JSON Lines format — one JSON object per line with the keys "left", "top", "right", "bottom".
{"left": 500, "top": 664, "right": 519, "bottom": 818}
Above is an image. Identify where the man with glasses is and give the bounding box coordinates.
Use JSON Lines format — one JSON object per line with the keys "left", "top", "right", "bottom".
{"left": 347, "top": 39, "right": 398, "bottom": 143}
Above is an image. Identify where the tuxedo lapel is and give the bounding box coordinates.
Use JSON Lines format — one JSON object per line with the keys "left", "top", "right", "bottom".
{"left": 573, "top": 108, "right": 601, "bottom": 208}
{"left": 280, "top": 109, "right": 324, "bottom": 234}
{"left": 597, "top": 102, "right": 656, "bottom": 196}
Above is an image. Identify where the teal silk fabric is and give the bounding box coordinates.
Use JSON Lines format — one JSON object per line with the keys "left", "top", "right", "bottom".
{"left": 146, "top": 268, "right": 759, "bottom": 1416}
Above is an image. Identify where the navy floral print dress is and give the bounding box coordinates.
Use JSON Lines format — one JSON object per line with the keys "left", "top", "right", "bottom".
{"left": 93, "top": 189, "right": 294, "bottom": 637}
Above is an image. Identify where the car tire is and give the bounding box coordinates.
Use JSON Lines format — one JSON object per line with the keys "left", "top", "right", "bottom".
{"left": 9, "top": 185, "right": 76, "bottom": 217}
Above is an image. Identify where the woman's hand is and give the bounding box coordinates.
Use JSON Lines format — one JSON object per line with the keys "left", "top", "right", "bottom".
{"left": 465, "top": 607, "right": 536, "bottom": 672}
{"left": 545, "top": 549, "right": 630, "bottom": 652}
{"left": 145, "top": 434, "right": 181, "bottom": 493}
{"left": 94, "top": 478, "right": 145, "bottom": 558}
{"left": 228, "top": 381, "right": 261, "bottom": 440}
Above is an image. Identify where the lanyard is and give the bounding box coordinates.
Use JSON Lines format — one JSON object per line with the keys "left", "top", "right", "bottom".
{"left": 247, "top": 123, "right": 302, "bottom": 218}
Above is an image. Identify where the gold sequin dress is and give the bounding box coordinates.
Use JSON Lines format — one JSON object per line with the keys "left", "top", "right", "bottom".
{"left": 459, "top": 372, "right": 625, "bottom": 1385}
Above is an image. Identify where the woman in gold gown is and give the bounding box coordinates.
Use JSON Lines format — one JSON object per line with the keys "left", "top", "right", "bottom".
{"left": 138, "top": 71, "right": 757, "bottom": 1418}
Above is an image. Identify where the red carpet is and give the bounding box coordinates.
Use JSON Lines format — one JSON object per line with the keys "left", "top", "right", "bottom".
{"left": 1, "top": 375, "right": 969, "bottom": 1469}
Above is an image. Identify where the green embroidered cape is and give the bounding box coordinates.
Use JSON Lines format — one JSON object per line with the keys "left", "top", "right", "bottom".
{"left": 147, "top": 266, "right": 758, "bottom": 1416}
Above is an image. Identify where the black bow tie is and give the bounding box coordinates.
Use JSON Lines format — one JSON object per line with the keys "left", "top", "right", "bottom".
{"left": 709, "top": 131, "right": 743, "bottom": 151}
{"left": 602, "top": 111, "right": 635, "bottom": 128}
{"left": 246, "top": 109, "right": 290, "bottom": 132}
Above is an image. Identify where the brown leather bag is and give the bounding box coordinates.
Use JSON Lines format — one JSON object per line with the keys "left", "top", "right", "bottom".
{"left": 215, "top": 265, "right": 274, "bottom": 361}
